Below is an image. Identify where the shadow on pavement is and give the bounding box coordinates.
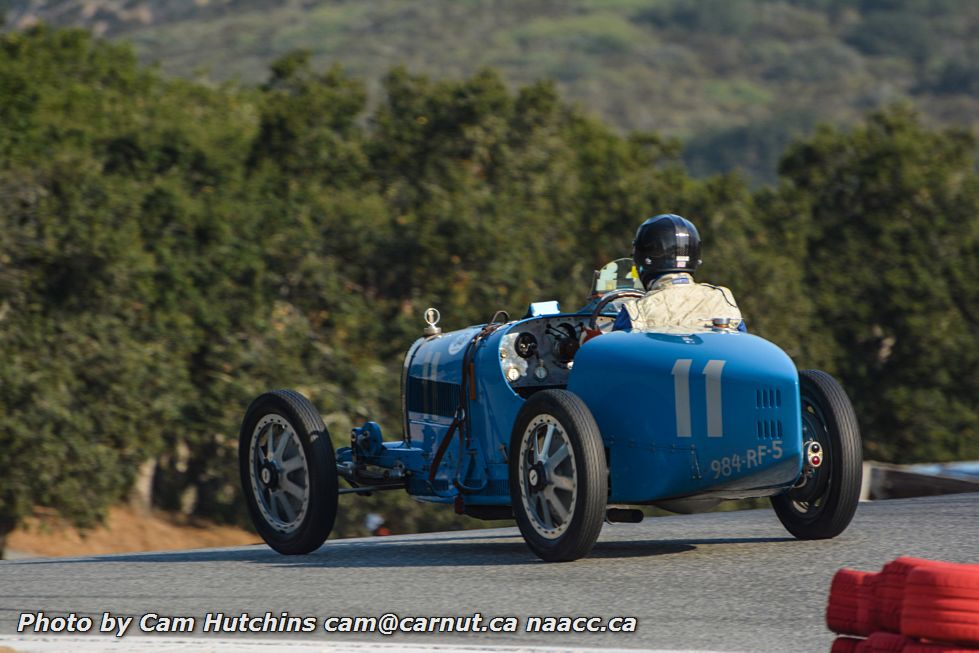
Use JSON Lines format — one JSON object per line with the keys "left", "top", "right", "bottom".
{"left": 4, "top": 532, "right": 791, "bottom": 568}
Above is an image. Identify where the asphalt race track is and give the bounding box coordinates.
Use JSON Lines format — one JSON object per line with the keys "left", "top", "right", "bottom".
{"left": 1, "top": 493, "right": 977, "bottom": 653}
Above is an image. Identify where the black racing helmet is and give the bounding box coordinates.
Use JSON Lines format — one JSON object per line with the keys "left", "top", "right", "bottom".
{"left": 632, "top": 214, "right": 702, "bottom": 287}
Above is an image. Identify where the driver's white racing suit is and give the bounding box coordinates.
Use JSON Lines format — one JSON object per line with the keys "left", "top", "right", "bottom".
{"left": 612, "top": 272, "right": 745, "bottom": 332}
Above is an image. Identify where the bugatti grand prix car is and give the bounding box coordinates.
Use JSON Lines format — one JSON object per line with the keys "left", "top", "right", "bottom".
{"left": 239, "top": 259, "right": 862, "bottom": 562}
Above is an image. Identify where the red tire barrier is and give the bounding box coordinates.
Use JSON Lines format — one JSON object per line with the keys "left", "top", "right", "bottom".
{"left": 834, "top": 568, "right": 874, "bottom": 589}
{"left": 901, "top": 566, "right": 979, "bottom": 645}
{"left": 905, "top": 594, "right": 979, "bottom": 614}
{"left": 906, "top": 565, "right": 979, "bottom": 595}
{"left": 826, "top": 558, "right": 979, "bottom": 652}
{"left": 875, "top": 557, "right": 961, "bottom": 633}
{"left": 861, "top": 573, "right": 880, "bottom": 634}
{"left": 828, "top": 569, "right": 878, "bottom": 636}
{"left": 830, "top": 635, "right": 863, "bottom": 653}
{"left": 861, "top": 631, "right": 909, "bottom": 652}
{"left": 902, "top": 642, "right": 979, "bottom": 653}
{"left": 902, "top": 615, "right": 979, "bottom": 646}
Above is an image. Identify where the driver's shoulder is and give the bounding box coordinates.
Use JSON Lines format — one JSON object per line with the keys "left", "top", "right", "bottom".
{"left": 697, "top": 281, "right": 739, "bottom": 305}
{"left": 621, "top": 294, "right": 644, "bottom": 320}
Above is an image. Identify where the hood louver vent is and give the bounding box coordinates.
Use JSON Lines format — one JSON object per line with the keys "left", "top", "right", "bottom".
{"left": 756, "top": 386, "right": 783, "bottom": 439}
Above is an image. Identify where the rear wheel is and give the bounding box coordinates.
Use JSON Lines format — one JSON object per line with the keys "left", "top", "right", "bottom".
{"left": 771, "top": 369, "right": 862, "bottom": 539}
{"left": 239, "top": 389, "right": 338, "bottom": 554}
{"left": 509, "top": 390, "right": 607, "bottom": 562}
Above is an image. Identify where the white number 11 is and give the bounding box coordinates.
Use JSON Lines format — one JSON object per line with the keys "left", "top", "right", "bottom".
{"left": 672, "top": 359, "right": 726, "bottom": 438}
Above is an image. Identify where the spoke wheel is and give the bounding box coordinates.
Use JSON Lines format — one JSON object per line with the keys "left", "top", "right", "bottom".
{"left": 239, "top": 390, "right": 337, "bottom": 554}
{"left": 519, "top": 416, "right": 578, "bottom": 539}
{"left": 771, "top": 370, "right": 862, "bottom": 540}
{"left": 250, "top": 414, "right": 310, "bottom": 533}
{"left": 509, "top": 390, "right": 607, "bottom": 562}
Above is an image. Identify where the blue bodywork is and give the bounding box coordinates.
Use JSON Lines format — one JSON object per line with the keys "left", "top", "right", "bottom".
{"left": 569, "top": 330, "right": 801, "bottom": 503}
{"left": 336, "top": 309, "right": 805, "bottom": 510}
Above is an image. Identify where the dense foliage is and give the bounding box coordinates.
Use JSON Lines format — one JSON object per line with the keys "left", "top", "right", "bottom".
{"left": 0, "top": 27, "right": 977, "bottom": 556}
{"left": 4, "top": 0, "right": 979, "bottom": 182}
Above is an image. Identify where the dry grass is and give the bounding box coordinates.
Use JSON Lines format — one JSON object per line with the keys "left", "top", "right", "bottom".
{"left": 8, "top": 505, "right": 259, "bottom": 558}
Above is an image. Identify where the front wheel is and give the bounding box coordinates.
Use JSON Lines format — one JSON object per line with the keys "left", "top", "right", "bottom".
{"left": 771, "top": 369, "right": 862, "bottom": 539}
{"left": 509, "top": 389, "right": 608, "bottom": 562}
{"left": 239, "top": 389, "right": 338, "bottom": 554}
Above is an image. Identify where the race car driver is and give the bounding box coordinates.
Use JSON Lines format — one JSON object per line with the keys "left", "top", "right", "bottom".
{"left": 612, "top": 213, "right": 746, "bottom": 332}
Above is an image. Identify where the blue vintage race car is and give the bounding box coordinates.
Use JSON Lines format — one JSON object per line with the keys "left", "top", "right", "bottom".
{"left": 239, "top": 259, "right": 862, "bottom": 562}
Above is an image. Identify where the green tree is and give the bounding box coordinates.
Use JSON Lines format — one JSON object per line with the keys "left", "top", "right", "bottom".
{"left": 775, "top": 105, "right": 979, "bottom": 461}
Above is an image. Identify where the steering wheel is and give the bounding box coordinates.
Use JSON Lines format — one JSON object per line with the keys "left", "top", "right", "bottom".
{"left": 588, "top": 289, "right": 645, "bottom": 331}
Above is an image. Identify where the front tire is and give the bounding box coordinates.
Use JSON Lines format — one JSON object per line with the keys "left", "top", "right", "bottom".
{"left": 771, "top": 370, "right": 862, "bottom": 539}
{"left": 509, "top": 389, "right": 607, "bottom": 562}
{"left": 239, "top": 389, "right": 338, "bottom": 554}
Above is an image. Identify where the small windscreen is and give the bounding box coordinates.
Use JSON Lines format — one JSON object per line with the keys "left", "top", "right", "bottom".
{"left": 590, "top": 258, "right": 643, "bottom": 296}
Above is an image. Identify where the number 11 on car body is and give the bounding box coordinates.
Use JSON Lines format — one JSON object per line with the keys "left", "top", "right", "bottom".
{"left": 672, "top": 359, "right": 726, "bottom": 438}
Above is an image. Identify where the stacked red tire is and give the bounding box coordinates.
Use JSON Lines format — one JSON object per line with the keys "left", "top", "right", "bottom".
{"left": 826, "top": 558, "right": 979, "bottom": 652}
{"left": 901, "top": 564, "right": 979, "bottom": 647}
{"left": 876, "top": 557, "right": 953, "bottom": 632}
{"left": 832, "top": 636, "right": 863, "bottom": 652}
{"left": 904, "top": 643, "right": 979, "bottom": 653}
{"left": 829, "top": 569, "right": 879, "bottom": 637}
{"left": 857, "top": 631, "right": 910, "bottom": 652}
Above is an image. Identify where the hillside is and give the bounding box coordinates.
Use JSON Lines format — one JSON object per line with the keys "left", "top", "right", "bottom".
{"left": 3, "top": 0, "right": 978, "bottom": 182}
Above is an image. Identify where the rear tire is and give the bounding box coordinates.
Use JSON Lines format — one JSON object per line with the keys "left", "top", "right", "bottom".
{"left": 239, "top": 389, "right": 338, "bottom": 554}
{"left": 771, "top": 370, "right": 862, "bottom": 539}
{"left": 509, "top": 389, "right": 607, "bottom": 562}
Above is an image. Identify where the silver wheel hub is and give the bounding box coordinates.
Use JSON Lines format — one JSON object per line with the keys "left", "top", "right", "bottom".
{"left": 518, "top": 414, "right": 577, "bottom": 540}
{"left": 249, "top": 414, "right": 310, "bottom": 534}
{"left": 260, "top": 466, "right": 274, "bottom": 486}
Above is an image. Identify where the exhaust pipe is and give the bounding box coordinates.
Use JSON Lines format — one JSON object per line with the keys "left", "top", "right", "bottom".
{"left": 606, "top": 508, "right": 644, "bottom": 523}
